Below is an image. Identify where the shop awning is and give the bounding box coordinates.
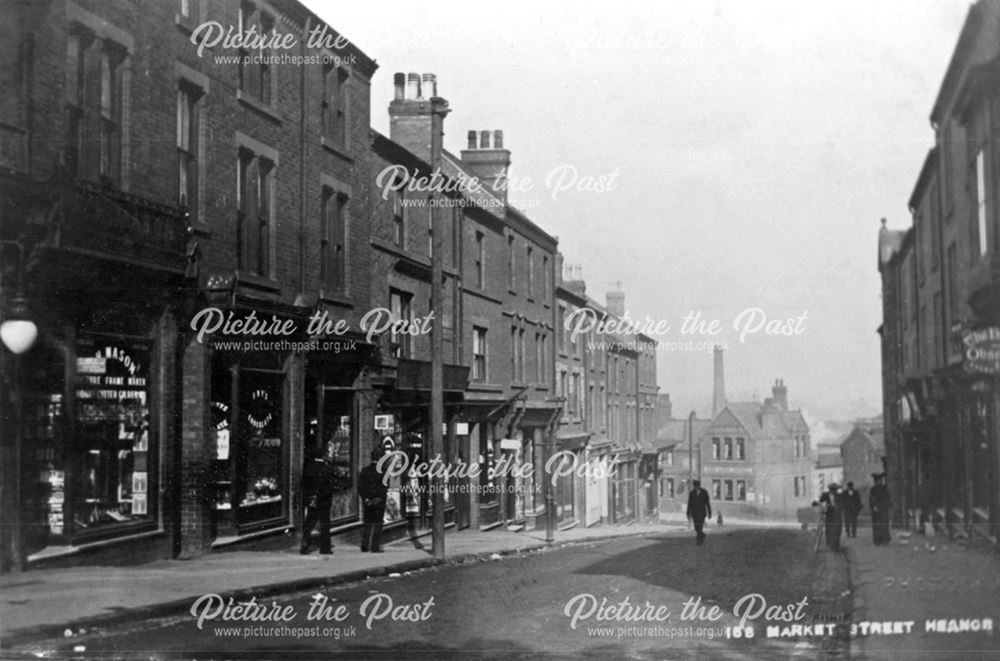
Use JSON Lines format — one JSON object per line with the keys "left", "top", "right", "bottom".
{"left": 395, "top": 358, "right": 470, "bottom": 393}
{"left": 556, "top": 431, "right": 591, "bottom": 452}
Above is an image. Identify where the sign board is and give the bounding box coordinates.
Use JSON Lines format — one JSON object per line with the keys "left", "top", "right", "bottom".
{"left": 374, "top": 414, "right": 392, "bottom": 430}
{"left": 962, "top": 327, "right": 1000, "bottom": 375}
{"left": 76, "top": 357, "right": 107, "bottom": 374}
{"left": 455, "top": 422, "right": 469, "bottom": 436}
{"left": 500, "top": 438, "right": 520, "bottom": 451}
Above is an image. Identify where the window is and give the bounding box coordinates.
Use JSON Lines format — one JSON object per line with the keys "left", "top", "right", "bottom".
{"left": 712, "top": 437, "right": 720, "bottom": 460}
{"left": 567, "top": 370, "right": 576, "bottom": 414}
{"left": 322, "top": 64, "right": 349, "bottom": 147}
{"left": 575, "top": 373, "right": 584, "bottom": 417}
{"left": 65, "top": 32, "right": 126, "bottom": 183}
{"left": 392, "top": 177, "right": 405, "bottom": 247}
{"left": 712, "top": 480, "right": 721, "bottom": 499}
{"left": 320, "top": 187, "right": 347, "bottom": 292}
{"left": 472, "top": 327, "right": 487, "bottom": 382}
{"left": 539, "top": 334, "right": 547, "bottom": 384}
{"left": 389, "top": 290, "right": 412, "bottom": 358}
{"left": 473, "top": 231, "right": 485, "bottom": 288}
{"left": 238, "top": 3, "right": 273, "bottom": 104}
{"left": 665, "top": 478, "right": 674, "bottom": 498}
{"left": 559, "top": 369, "right": 568, "bottom": 403}
{"left": 724, "top": 480, "right": 733, "bottom": 501}
{"left": 947, "top": 242, "right": 958, "bottom": 321}
{"left": 724, "top": 437, "right": 733, "bottom": 460}
{"left": 557, "top": 306, "right": 566, "bottom": 354}
{"left": 510, "top": 326, "right": 518, "bottom": 381}
{"left": 237, "top": 150, "right": 274, "bottom": 277}
{"left": 543, "top": 255, "right": 550, "bottom": 303}
{"left": 99, "top": 46, "right": 125, "bottom": 183}
{"left": 735, "top": 437, "right": 745, "bottom": 460}
{"left": 535, "top": 333, "right": 542, "bottom": 383}
{"left": 930, "top": 183, "right": 940, "bottom": 270}
{"left": 665, "top": 450, "right": 674, "bottom": 467}
{"left": 507, "top": 235, "right": 515, "bottom": 290}
{"left": 736, "top": 481, "right": 746, "bottom": 501}
{"left": 177, "top": 83, "right": 201, "bottom": 218}
{"left": 793, "top": 477, "right": 800, "bottom": 498}
{"left": 975, "top": 148, "right": 988, "bottom": 258}
{"left": 527, "top": 246, "right": 534, "bottom": 297}
{"left": 519, "top": 329, "right": 525, "bottom": 382}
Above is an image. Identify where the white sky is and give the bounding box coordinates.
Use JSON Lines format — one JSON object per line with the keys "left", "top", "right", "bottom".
{"left": 306, "top": 0, "right": 969, "bottom": 421}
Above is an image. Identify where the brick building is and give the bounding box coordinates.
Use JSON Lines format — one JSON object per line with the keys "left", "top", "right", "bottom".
{"left": 0, "top": 0, "right": 661, "bottom": 571}
{"left": 878, "top": 0, "right": 1000, "bottom": 546}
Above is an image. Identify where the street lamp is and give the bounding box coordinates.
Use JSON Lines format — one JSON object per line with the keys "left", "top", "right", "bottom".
{"left": 0, "top": 241, "right": 37, "bottom": 355}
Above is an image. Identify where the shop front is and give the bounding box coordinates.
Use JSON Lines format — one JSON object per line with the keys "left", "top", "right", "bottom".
{"left": 1, "top": 176, "right": 188, "bottom": 571}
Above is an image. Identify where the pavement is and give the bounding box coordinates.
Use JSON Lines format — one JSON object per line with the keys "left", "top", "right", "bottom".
{"left": 846, "top": 528, "right": 1000, "bottom": 660}
{"left": 0, "top": 521, "right": 681, "bottom": 648}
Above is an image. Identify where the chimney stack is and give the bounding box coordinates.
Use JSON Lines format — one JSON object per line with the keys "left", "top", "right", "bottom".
{"left": 389, "top": 72, "right": 450, "bottom": 164}
{"left": 460, "top": 128, "right": 511, "bottom": 203}
{"left": 605, "top": 288, "right": 625, "bottom": 318}
{"left": 772, "top": 378, "right": 787, "bottom": 410}
{"left": 712, "top": 346, "right": 726, "bottom": 417}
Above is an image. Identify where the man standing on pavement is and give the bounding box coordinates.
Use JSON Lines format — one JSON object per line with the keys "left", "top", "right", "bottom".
{"left": 686, "top": 479, "right": 712, "bottom": 545}
{"left": 870, "top": 472, "right": 892, "bottom": 545}
{"left": 839, "top": 481, "right": 862, "bottom": 538}
{"left": 301, "top": 443, "right": 336, "bottom": 555}
{"left": 359, "top": 447, "right": 389, "bottom": 553}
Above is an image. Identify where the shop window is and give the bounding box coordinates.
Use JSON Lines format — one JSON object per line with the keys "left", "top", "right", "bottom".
{"left": 210, "top": 353, "right": 288, "bottom": 534}
{"left": 25, "top": 336, "right": 155, "bottom": 552}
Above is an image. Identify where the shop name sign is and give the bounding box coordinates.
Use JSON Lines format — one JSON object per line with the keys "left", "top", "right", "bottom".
{"left": 962, "top": 327, "right": 1000, "bottom": 375}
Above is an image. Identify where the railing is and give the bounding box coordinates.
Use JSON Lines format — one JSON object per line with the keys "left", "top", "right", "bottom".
{"left": 58, "top": 178, "right": 189, "bottom": 270}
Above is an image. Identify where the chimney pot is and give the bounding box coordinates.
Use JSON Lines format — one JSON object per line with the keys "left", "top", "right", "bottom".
{"left": 422, "top": 73, "right": 437, "bottom": 98}
{"left": 479, "top": 130, "right": 490, "bottom": 149}
{"left": 406, "top": 72, "right": 420, "bottom": 100}
{"left": 393, "top": 73, "right": 405, "bottom": 100}
{"left": 467, "top": 130, "right": 478, "bottom": 150}
{"left": 494, "top": 130, "right": 504, "bottom": 149}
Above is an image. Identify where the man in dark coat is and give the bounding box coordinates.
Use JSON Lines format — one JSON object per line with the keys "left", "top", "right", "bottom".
{"left": 686, "top": 479, "right": 712, "bottom": 545}
{"left": 301, "top": 443, "right": 336, "bottom": 554}
{"left": 870, "top": 473, "right": 892, "bottom": 545}
{"left": 838, "top": 481, "right": 862, "bottom": 538}
{"left": 359, "top": 448, "right": 389, "bottom": 552}
{"left": 820, "top": 484, "right": 843, "bottom": 551}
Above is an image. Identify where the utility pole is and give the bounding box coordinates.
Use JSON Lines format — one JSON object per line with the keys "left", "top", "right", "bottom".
{"left": 429, "top": 91, "right": 450, "bottom": 560}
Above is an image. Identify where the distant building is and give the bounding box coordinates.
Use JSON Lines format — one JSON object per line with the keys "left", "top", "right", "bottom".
{"left": 839, "top": 417, "right": 884, "bottom": 501}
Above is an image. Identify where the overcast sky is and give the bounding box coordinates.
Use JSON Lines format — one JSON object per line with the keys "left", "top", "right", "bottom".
{"left": 307, "top": 0, "right": 969, "bottom": 426}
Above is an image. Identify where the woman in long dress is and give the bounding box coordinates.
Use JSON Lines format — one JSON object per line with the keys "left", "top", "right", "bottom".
{"left": 869, "top": 473, "right": 892, "bottom": 545}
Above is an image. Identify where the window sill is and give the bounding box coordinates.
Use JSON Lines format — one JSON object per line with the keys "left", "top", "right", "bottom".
{"left": 237, "top": 271, "right": 281, "bottom": 292}
{"left": 468, "top": 382, "right": 504, "bottom": 393}
{"left": 321, "top": 137, "right": 354, "bottom": 162}
{"left": 320, "top": 290, "right": 354, "bottom": 307}
{"left": 237, "top": 90, "right": 283, "bottom": 124}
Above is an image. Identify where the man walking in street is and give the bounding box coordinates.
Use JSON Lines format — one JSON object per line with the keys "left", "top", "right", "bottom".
{"left": 870, "top": 472, "right": 892, "bottom": 545}
{"left": 686, "top": 479, "right": 712, "bottom": 545}
{"left": 839, "top": 481, "right": 862, "bottom": 538}
{"left": 301, "top": 443, "right": 336, "bottom": 555}
{"left": 359, "top": 447, "right": 389, "bottom": 553}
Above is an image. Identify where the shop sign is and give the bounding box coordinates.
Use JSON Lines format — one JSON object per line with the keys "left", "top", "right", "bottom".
{"left": 500, "top": 438, "right": 520, "bottom": 450}
{"left": 962, "top": 327, "right": 1000, "bottom": 375}
{"left": 76, "top": 357, "right": 107, "bottom": 374}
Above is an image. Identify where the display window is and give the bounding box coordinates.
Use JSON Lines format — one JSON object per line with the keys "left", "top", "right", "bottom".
{"left": 210, "top": 352, "right": 288, "bottom": 535}
{"left": 23, "top": 334, "right": 156, "bottom": 553}
{"left": 304, "top": 363, "right": 359, "bottom": 524}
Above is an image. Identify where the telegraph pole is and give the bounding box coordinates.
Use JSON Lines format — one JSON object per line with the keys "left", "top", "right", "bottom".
{"left": 429, "top": 91, "right": 450, "bottom": 560}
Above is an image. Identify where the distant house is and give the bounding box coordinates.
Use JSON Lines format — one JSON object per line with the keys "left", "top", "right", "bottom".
{"left": 840, "top": 417, "right": 885, "bottom": 500}
{"left": 655, "top": 417, "right": 711, "bottom": 520}
{"left": 812, "top": 451, "right": 844, "bottom": 498}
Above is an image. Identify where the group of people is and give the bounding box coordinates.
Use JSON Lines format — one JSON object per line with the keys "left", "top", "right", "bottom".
{"left": 817, "top": 473, "right": 892, "bottom": 551}
{"left": 300, "top": 444, "right": 389, "bottom": 555}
